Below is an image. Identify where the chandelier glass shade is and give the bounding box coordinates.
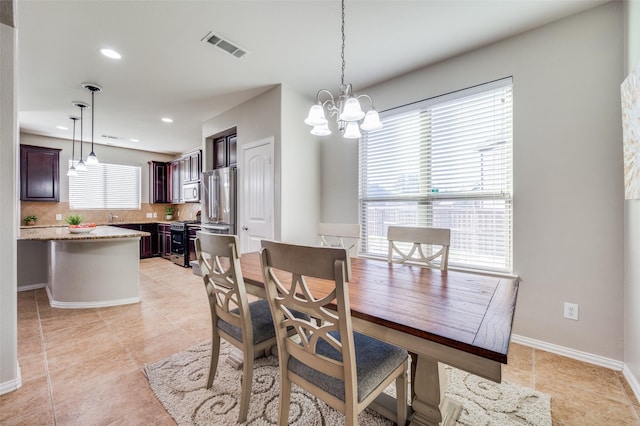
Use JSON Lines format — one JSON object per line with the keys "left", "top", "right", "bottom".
{"left": 73, "top": 101, "right": 89, "bottom": 172}
{"left": 304, "top": 0, "right": 383, "bottom": 139}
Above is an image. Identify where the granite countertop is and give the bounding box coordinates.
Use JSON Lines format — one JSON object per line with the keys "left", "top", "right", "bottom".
{"left": 18, "top": 225, "right": 151, "bottom": 241}
{"left": 20, "top": 220, "right": 176, "bottom": 229}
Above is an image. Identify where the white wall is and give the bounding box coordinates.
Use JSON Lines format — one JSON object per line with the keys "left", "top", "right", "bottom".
{"left": 0, "top": 0, "right": 19, "bottom": 394}
{"left": 624, "top": 0, "right": 640, "bottom": 390}
{"left": 321, "top": 2, "right": 626, "bottom": 360}
{"left": 202, "top": 85, "right": 320, "bottom": 245}
{"left": 19, "top": 133, "right": 174, "bottom": 203}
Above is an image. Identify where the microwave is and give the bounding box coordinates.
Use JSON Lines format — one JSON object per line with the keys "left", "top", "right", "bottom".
{"left": 183, "top": 182, "right": 200, "bottom": 202}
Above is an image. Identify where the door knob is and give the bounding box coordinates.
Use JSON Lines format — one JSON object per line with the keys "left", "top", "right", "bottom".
{"left": 242, "top": 226, "right": 248, "bottom": 231}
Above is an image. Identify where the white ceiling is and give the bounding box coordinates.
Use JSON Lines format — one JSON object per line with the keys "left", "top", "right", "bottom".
{"left": 17, "top": 0, "right": 610, "bottom": 155}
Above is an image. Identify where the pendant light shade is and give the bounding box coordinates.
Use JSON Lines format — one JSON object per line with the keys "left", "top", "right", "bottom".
{"left": 66, "top": 116, "right": 79, "bottom": 177}
{"left": 360, "top": 108, "right": 383, "bottom": 131}
{"left": 72, "top": 101, "right": 89, "bottom": 172}
{"left": 82, "top": 83, "right": 102, "bottom": 165}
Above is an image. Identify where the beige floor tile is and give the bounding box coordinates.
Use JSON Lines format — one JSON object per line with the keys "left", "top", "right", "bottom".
{"left": 105, "top": 397, "right": 176, "bottom": 426}
{"left": 17, "top": 315, "right": 41, "bottom": 340}
{"left": 49, "top": 347, "right": 140, "bottom": 403}
{"left": 550, "top": 390, "right": 638, "bottom": 425}
{"left": 39, "top": 308, "right": 103, "bottom": 336}
{"left": 54, "top": 370, "right": 158, "bottom": 425}
{"left": 127, "top": 328, "right": 199, "bottom": 367}
{"left": 0, "top": 405, "right": 55, "bottom": 425}
{"left": 0, "top": 376, "right": 51, "bottom": 422}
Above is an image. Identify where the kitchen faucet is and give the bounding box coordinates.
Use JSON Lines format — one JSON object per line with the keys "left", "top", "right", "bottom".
{"left": 109, "top": 212, "right": 118, "bottom": 223}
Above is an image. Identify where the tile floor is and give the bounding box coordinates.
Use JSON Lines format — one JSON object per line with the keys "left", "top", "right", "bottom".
{"left": 1, "top": 257, "right": 638, "bottom": 425}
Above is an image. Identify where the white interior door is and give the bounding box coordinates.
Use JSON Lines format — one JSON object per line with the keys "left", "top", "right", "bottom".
{"left": 239, "top": 137, "right": 274, "bottom": 253}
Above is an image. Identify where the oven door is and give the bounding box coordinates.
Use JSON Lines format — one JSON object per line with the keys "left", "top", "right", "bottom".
{"left": 171, "top": 230, "right": 185, "bottom": 255}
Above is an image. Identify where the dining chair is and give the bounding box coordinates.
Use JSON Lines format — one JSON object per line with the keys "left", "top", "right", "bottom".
{"left": 318, "top": 222, "right": 361, "bottom": 257}
{"left": 195, "top": 231, "right": 279, "bottom": 423}
{"left": 387, "top": 225, "right": 451, "bottom": 270}
{"left": 260, "top": 240, "right": 409, "bottom": 426}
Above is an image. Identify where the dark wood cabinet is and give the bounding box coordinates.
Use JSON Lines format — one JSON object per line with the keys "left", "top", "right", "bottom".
{"left": 114, "top": 223, "right": 158, "bottom": 259}
{"left": 212, "top": 133, "right": 237, "bottom": 169}
{"left": 149, "top": 161, "right": 169, "bottom": 204}
{"left": 158, "top": 223, "right": 171, "bottom": 259}
{"left": 184, "top": 150, "right": 201, "bottom": 183}
{"left": 169, "top": 160, "right": 182, "bottom": 203}
{"left": 20, "top": 144, "right": 61, "bottom": 202}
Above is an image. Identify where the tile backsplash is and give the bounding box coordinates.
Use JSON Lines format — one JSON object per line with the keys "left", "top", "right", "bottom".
{"left": 20, "top": 201, "right": 201, "bottom": 226}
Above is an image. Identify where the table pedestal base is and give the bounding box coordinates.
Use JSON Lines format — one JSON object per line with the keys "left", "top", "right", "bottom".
{"left": 410, "top": 356, "right": 462, "bottom": 426}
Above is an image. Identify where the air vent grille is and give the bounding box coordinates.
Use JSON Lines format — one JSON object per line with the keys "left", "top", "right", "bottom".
{"left": 201, "top": 31, "right": 248, "bottom": 59}
{"left": 101, "top": 134, "right": 119, "bottom": 140}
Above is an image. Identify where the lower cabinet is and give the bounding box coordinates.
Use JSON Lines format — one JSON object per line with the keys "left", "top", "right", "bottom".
{"left": 158, "top": 223, "right": 171, "bottom": 259}
{"left": 114, "top": 223, "right": 158, "bottom": 259}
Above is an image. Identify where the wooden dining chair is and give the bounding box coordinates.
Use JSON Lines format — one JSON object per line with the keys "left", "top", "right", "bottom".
{"left": 387, "top": 225, "right": 451, "bottom": 270}
{"left": 318, "top": 222, "right": 361, "bottom": 257}
{"left": 195, "top": 231, "right": 279, "bottom": 423}
{"left": 260, "top": 240, "right": 409, "bottom": 426}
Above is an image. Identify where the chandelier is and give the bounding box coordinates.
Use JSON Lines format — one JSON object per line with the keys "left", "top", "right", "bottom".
{"left": 66, "top": 116, "right": 79, "bottom": 177}
{"left": 304, "top": 0, "right": 382, "bottom": 139}
{"left": 71, "top": 101, "right": 89, "bottom": 171}
{"left": 82, "top": 83, "right": 102, "bottom": 165}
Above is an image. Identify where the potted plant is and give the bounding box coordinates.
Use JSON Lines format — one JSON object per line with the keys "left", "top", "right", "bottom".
{"left": 24, "top": 215, "right": 38, "bottom": 226}
{"left": 65, "top": 214, "right": 83, "bottom": 226}
{"left": 165, "top": 206, "right": 173, "bottom": 220}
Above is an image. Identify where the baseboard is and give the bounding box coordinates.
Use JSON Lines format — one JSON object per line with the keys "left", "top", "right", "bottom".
{"left": 0, "top": 362, "right": 21, "bottom": 396}
{"left": 17, "top": 282, "right": 46, "bottom": 292}
{"left": 511, "top": 334, "right": 625, "bottom": 371}
{"left": 623, "top": 364, "right": 640, "bottom": 404}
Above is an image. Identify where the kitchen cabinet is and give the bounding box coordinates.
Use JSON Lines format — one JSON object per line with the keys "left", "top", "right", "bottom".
{"left": 20, "top": 144, "right": 61, "bottom": 202}
{"left": 213, "top": 133, "right": 236, "bottom": 169}
{"left": 183, "top": 150, "right": 202, "bottom": 183}
{"left": 168, "top": 160, "right": 183, "bottom": 203}
{"left": 113, "top": 223, "right": 158, "bottom": 259}
{"left": 149, "top": 161, "right": 169, "bottom": 204}
{"left": 158, "top": 223, "right": 171, "bottom": 259}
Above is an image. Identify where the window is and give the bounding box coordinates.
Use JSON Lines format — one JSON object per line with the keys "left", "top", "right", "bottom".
{"left": 359, "top": 78, "right": 513, "bottom": 273}
{"left": 69, "top": 161, "right": 141, "bottom": 210}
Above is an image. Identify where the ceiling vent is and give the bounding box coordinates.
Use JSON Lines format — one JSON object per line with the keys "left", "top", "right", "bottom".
{"left": 101, "top": 134, "right": 119, "bottom": 140}
{"left": 201, "top": 31, "right": 248, "bottom": 59}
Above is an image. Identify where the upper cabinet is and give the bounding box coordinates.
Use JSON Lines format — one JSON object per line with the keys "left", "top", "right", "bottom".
{"left": 183, "top": 149, "right": 202, "bottom": 183}
{"left": 20, "top": 144, "right": 61, "bottom": 202}
{"left": 149, "top": 149, "right": 201, "bottom": 204}
{"left": 149, "top": 161, "right": 168, "bottom": 204}
{"left": 212, "top": 133, "right": 237, "bottom": 169}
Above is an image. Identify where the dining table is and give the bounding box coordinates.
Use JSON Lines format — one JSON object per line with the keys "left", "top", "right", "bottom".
{"left": 238, "top": 252, "right": 519, "bottom": 426}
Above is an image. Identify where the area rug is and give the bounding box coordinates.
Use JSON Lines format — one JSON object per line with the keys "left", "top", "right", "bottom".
{"left": 145, "top": 341, "right": 551, "bottom": 425}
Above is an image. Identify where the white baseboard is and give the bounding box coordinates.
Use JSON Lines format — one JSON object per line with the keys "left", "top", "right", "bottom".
{"left": 45, "top": 285, "right": 140, "bottom": 309}
{"left": 511, "top": 334, "right": 625, "bottom": 370}
{"left": 0, "top": 362, "right": 21, "bottom": 396}
{"left": 623, "top": 364, "right": 640, "bottom": 403}
{"left": 17, "top": 282, "right": 46, "bottom": 292}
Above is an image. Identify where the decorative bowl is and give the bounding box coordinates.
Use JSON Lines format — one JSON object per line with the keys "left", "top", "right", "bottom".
{"left": 68, "top": 225, "right": 97, "bottom": 234}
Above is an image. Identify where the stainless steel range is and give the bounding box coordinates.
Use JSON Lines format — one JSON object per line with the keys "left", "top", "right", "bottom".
{"left": 170, "top": 220, "right": 199, "bottom": 267}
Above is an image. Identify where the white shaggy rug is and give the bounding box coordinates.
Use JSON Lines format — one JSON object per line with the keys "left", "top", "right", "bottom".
{"left": 145, "top": 341, "right": 551, "bottom": 425}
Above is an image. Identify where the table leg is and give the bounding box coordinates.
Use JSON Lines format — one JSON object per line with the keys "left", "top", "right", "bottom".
{"left": 409, "top": 355, "right": 462, "bottom": 426}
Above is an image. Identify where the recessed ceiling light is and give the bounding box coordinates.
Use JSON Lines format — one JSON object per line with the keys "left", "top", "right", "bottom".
{"left": 99, "top": 48, "right": 121, "bottom": 59}
{"left": 56, "top": 125, "right": 68, "bottom": 130}
{"left": 130, "top": 138, "right": 139, "bottom": 142}
{"left": 161, "top": 117, "right": 173, "bottom": 123}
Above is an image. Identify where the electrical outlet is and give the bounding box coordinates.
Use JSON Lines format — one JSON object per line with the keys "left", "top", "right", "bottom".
{"left": 146, "top": 213, "right": 152, "bottom": 218}
{"left": 564, "top": 302, "right": 579, "bottom": 320}
{"left": 153, "top": 212, "right": 157, "bottom": 218}
{"left": 56, "top": 214, "right": 62, "bottom": 220}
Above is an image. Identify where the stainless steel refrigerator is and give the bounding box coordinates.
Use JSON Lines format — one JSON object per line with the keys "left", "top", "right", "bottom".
{"left": 201, "top": 167, "right": 236, "bottom": 234}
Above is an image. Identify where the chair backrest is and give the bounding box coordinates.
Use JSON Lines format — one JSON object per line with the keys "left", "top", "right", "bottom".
{"left": 318, "top": 223, "right": 361, "bottom": 257}
{"left": 195, "top": 232, "right": 253, "bottom": 344}
{"left": 260, "top": 240, "right": 358, "bottom": 403}
{"left": 387, "top": 225, "right": 451, "bottom": 270}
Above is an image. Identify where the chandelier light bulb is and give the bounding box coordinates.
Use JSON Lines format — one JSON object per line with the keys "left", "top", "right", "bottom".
{"left": 86, "top": 153, "right": 99, "bottom": 165}
{"left": 343, "top": 121, "right": 362, "bottom": 139}
{"left": 304, "top": 104, "right": 328, "bottom": 126}
{"left": 311, "top": 123, "right": 332, "bottom": 136}
{"left": 360, "top": 109, "right": 383, "bottom": 131}
{"left": 76, "top": 159, "right": 88, "bottom": 172}
{"left": 339, "top": 97, "right": 365, "bottom": 122}
{"left": 67, "top": 166, "right": 78, "bottom": 177}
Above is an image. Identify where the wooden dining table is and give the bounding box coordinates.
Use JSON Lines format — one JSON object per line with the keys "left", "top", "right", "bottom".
{"left": 239, "top": 252, "right": 519, "bottom": 426}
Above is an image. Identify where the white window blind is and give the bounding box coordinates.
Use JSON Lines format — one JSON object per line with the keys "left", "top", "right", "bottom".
{"left": 359, "top": 78, "right": 513, "bottom": 273}
{"left": 69, "top": 161, "right": 141, "bottom": 210}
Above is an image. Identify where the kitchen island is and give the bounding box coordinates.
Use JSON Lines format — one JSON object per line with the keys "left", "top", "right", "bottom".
{"left": 19, "top": 226, "right": 150, "bottom": 308}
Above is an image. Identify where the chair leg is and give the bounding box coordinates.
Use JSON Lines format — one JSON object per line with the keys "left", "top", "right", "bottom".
{"left": 237, "top": 350, "right": 254, "bottom": 423}
{"left": 278, "top": 370, "right": 291, "bottom": 426}
{"left": 396, "top": 363, "right": 408, "bottom": 426}
{"left": 410, "top": 351, "right": 417, "bottom": 400}
{"left": 207, "top": 335, "right": 221, "bottom": 389}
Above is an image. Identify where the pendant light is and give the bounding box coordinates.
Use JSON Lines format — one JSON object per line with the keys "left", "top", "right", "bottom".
{"left": 82, "top": 83, "right": 102, "bottom": 165}
{"left": 66, "top": 116, "right": 79, "bottom": 177}
{"left": 73, "top": 101, "right": 89, "bottom": 171}
{"left": 304, "top": 0, "right": 383, "bottom": 139}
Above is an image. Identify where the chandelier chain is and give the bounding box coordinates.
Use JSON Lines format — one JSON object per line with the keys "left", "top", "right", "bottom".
{"left": 340, "top": 0, "right": 345, "bottom": 89}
